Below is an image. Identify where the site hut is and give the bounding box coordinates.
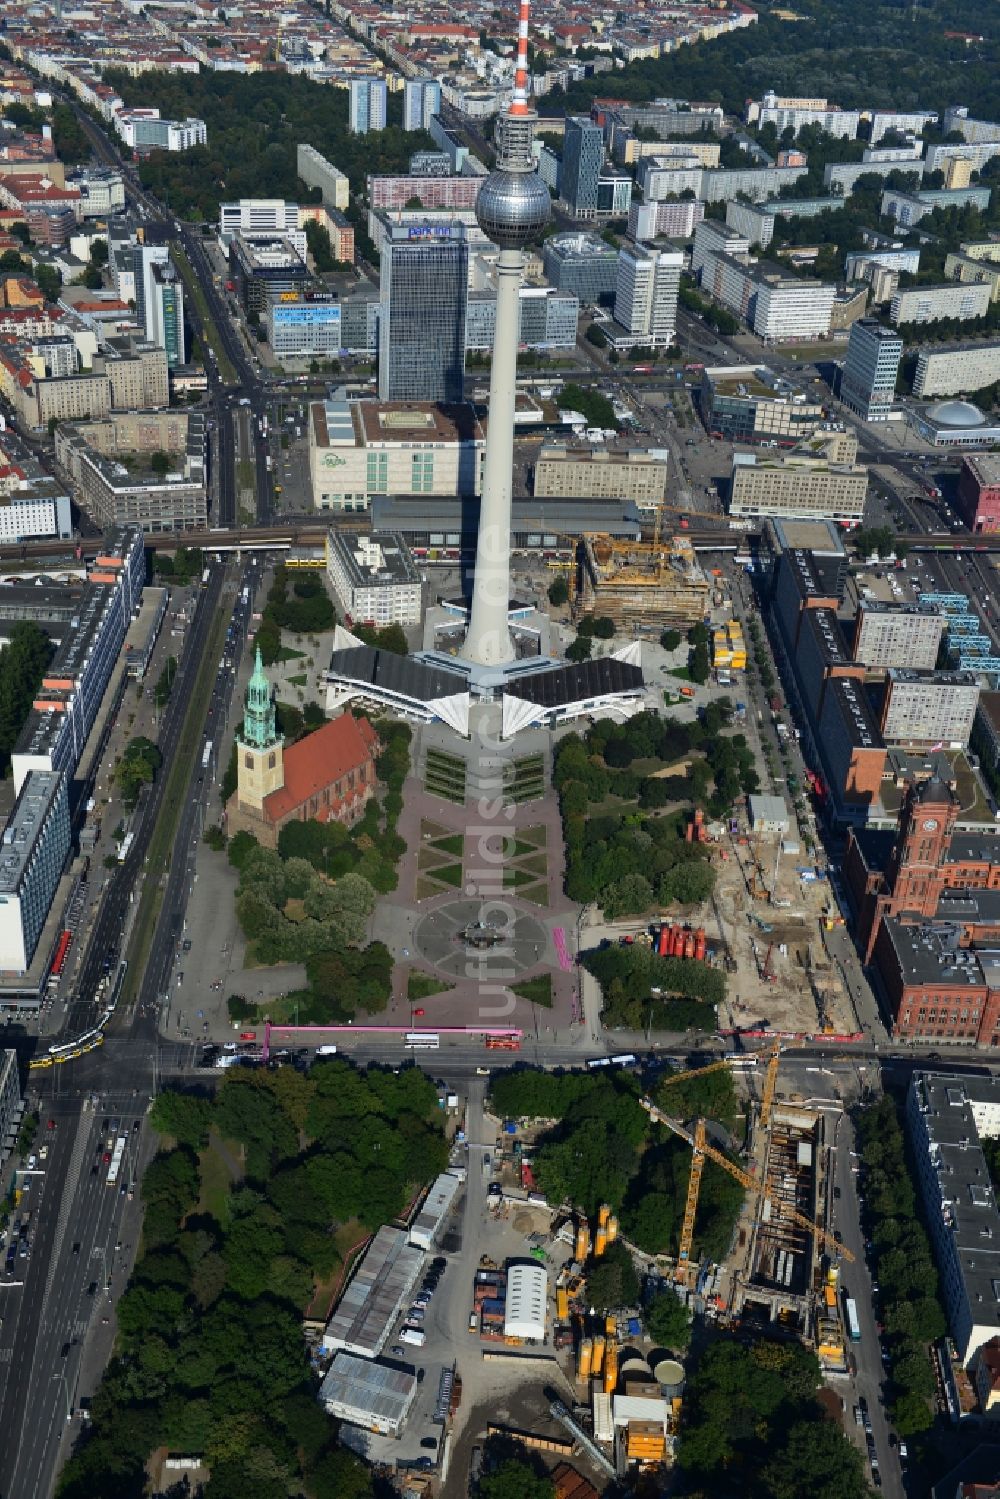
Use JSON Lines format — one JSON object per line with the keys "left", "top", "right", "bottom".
{"left": 504, "top": 1260, "right": 547, "bottom": 1343}
{"left": 407, "top": 1170, "right": 462, "bottom": 1251}
{"left": 320, "top": 1225, "right": 424, "bottom": 1359}
{"left": 748, "top": 794, "right": 791, "bottom": 835}
{"left": 317, "top": 1352, "right": 418, "bottom": 1438}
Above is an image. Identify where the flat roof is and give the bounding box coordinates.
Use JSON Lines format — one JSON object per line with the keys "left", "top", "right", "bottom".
{"left": 370, "top": 495, "right": 643, "bottom": 536}
{"left": 748, "top": 793, "right": 790, "bottom": 824}
{"left": 0, "top": 770, "right": 63, "bottom": 896}
{"left": 326, "top": 644, "right": 467, "bottom": 703}
{"left": 322, "top": 1225, "right": 423, "bottom": 1358}
{"left": 770, "top": 518, "right": 845, "bottom": 555}
{"left": 318, "top": 1352, "right": 417, "bottom": 1426}
{"left": 409, "top": 1170, "right": 461, "bottom": 1246}
{"left": 356, "top": 401, "right": 483, "bottom": 446}
{"left": 327, "top": 531, "right": 420, "bottom": 588}
{"left": 964, "top": 454, "right": 1000, "bottom": 488}
{"left": 504, "top": 655, "right": 644, "bottom": 709}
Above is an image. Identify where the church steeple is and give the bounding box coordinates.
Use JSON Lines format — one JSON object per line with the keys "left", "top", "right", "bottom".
{"left": 242, "top": 647, "right": 278, "bottom": 749}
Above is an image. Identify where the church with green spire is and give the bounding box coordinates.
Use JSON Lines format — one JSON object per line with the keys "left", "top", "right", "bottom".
{"left": 233, "top": 648, "right": 285, "bottom": 816}
{"left": 224, "top": 648, "right": 379, "bottom": 848}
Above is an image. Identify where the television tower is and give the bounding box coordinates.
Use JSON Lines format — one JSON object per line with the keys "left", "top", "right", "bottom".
{"left": 461, "top": 0, "right": 550, "bottom": 671}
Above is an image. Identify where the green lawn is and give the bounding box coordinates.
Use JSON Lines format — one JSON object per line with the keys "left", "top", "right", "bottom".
{"left": 275, "top": 647, "right": 305, "bottom": 663}
{"left": 197, "top": 1130, "right": 243, "bottom": 1219}
{"left": 407, "top": 970, "right": 455, "bottom": 1001}
{"left": 434, "top": 862, "right": 463, "bottom": 888}
{"left": 429, "top": 834, "right": 464, "bottom": 857}
{"left": 512, "top": 974, "right": 553, "bottom": 1007}
{"left": 287, "top": 672, "right": 307, "bottom": 686}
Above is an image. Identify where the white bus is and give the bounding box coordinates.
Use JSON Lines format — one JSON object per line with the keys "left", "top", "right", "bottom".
{"left": 106, "top": 1135, "right": 128, "bottom": 1187}
{"left": 404, "top": 1032, "right": 440, "bottom": 1051}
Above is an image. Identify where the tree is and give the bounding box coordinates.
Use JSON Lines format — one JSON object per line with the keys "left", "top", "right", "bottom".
{"left": 33, "top": 261, "right": 61, "bottom": 302}
{"left": 150, "top": 450, "right": 171, "bottom": 476}
{"left": 645, "top": 1288, "right": 692, "bottom": 1350}
{"left": 660, "top": 628, "right": 681, "bottom": 650}
{"left": 584, "top": 1241, "right": 639, "bottom": 1310}
{"left": 547, "top": 576, "right": 569, "bottom": 607}
{"left": 566, "top": 635, "right": 593, "bottom": 663}
{"left": 477, "top": 1458, "right": 554, "bottom": 1499}
{"left": 149, "top": 1091, "right": 213, "bottom": 1149}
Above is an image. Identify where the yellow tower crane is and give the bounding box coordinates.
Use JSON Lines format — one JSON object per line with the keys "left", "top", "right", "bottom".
{"left": 640, "top": 1097, "right": 853, "bottom": 1270}
{"left": 658, "top": 1057, "right": 736, "bottom": 1091}
{"left": 759, "top": 1037, "right": 783, "bottom": 1133}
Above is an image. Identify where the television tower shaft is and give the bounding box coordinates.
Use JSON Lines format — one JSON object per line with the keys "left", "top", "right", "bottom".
{"left": 461, "top": 0, "right": 550, "bottom": 670}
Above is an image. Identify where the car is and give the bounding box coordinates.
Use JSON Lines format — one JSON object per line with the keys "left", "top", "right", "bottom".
{"left": 72, "top": 1243, "right": 80, "bottom": 1254}
{"left": 132, "top": 1121, "right": 140, "bottom": 1132}
{"left": 833, "top": 1186, "right": 841, "bottom": 1199}
{"left": 47, "top": 1119, "right": 55, "bottom": 1130}
{"left": 27, "top": 1154, "right": 36, "bottom": 1169}
{"left": 431, "top": 1257, "right": 447, "bottom": 1269}
{"left": 414, "top": 1008, "right": 425, "bottom": 1017}
{"left": 898, "top": 1441, "right": 908, "bottom": 1461}
{"left": 60, "top": 1343, "right": 70, "bottom": 1357}
{"left": 833, "top": 1230, "right": 843, "bottom": 1244}
{"left": 420, "top": 1437, "right": 437, "bottom": 1450}
{"left": 102, "top": 1152, "right": 111, "bottom": 1164}
{"left": 390, "top": 1344, "right": 405, "bottom": 1357}
{"left": 871, "top": 1471, "right": 882, "bottom": 1490}
{"left": 415, "top": 1293, "right": 431, "bottom": 1306}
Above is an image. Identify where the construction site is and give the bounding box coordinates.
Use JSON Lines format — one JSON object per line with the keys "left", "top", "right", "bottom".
{"left": 574, "top": 533, "right": 709, "bottom": 632}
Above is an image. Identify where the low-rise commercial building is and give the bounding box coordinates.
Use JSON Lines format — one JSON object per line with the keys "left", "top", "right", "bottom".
{"left": 853, "top": 600, "right": 944, "bottom": 671}
{"left": 325, "top": 530, "right": 422, "bottom": 627}
{"left": 228, "top": 234, "right": 311, "bottom": 315}
{"left": 957, "top": 455, "right": 1000, "bottom": 533}
{"left": 408, "top": 1171, "right": 461, "bottom": 1250}
{"left": 219, "top": 198, "right": 301, "bottom": 248}
{"left": 700, "top": 366, "right": 825, "bottom": 446}
{"left": 0, "top": 771, "right": 69, "bottom": 974}
{"left": 533, "top": 445, "right": 668, "bottom": 510}
{"left": 504, "top": 1262, "right": 547, "bottom": 1342}
{"left": 880, "top": 669, "right": 979, "bottom": 749}
{"left": 890, "top": 281, "right": 992, "bottom": 327}
{"left": 309, "top": 391, "right": 484, "bottom": 512}
{"left": 914, "top": 342, "right": 1000, "bottom": 398}
{"left": 318, "top": 1354, "right": 417, "bottom": 1437}
{"left": 321, "top": 1225, "right": 423, "bottom": 1358}
{"left": 265, "top": 297, "right": 342, "bottom": 359}
{"left": 906, "top": 1072, "right": 1000, "bottom": 1366}
{"left": 729, "top": 447, "right": 867, "bottom": 522}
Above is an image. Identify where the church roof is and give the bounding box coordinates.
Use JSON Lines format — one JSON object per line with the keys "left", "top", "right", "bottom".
{"left": 263, "top": 713, "right": 378, "bottom": 823}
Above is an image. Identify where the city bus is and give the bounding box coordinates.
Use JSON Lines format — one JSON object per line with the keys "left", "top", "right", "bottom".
{"left": 106, "top": 1136, "right": 128, "bottom": 1188}
{"left": 403, "top": 1032, "right": 440, "bottom": 1051}
{"left": 844, "top": 1297, "right": 861, "bottom": 1343}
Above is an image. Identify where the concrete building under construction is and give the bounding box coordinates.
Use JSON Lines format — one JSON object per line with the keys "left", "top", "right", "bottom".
{"left": 576, "top": 534, "right": 709, "bottom": 632}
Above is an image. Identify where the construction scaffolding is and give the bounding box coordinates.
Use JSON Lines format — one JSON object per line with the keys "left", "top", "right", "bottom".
{"left": 576, "top": 534, "right": 709, "bottom": 632}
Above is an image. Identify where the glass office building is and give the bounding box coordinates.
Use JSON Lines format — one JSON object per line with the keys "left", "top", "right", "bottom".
{"left": 378, "top": 225, "right": 468, "bottom": 403}
{"left": 561, "top": 117, "right": 605, "bottom": 218}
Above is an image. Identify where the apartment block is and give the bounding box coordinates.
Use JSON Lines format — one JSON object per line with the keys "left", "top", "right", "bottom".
{"left": 637, "top": 157, "right": 704, "bottom": 202}
{"left": 869, "top": 110, "right": 938, "bottom": 143}
{"left": 853, "top": 600, "right": 944, "bottom": 671}
{"left": 699, "top": 165, "right": 808, "bottom": 204}
{"left": 824, "top": 159, "right": 924, "bottom": 197}
{"left": 0, "top": 1049, "right": 22, "bottom": 1166}
{"left": 349, "top": 78, "right": 387, "bottom": 136}
{"left": 367, "top": 176, "right": 480, "bottom": 212}
{"left": 914, "top": 342, "right": 1000, "bottom": 398}
{"left": 0, "top": 770, "right": 69, "bottom": 974}
{"left": 881, "top": 186, "right": 992, "bottom": 228}
{"left": 692, "top": 219, "right": 750, "bottom": 277}
{"left": 56, "top": 423, "right": 206, "bottom": 533}
{"left": 533, "top": 445, "right": 668, "bottom": 511}
{"left": 730, "top": 448, "right": 867, "bottom": 522}
{"left": 725, "top": 196, "right": 842, "bottom": 251}
{"left": 296, "top": 145, "right": 350, "bottom": 211}
{"left": 746, "top": 92, "right": 860, "bottom": 137}
{"left": 906, "top": 1073, "right": 1000, "bottom": 1365}
{"left": 627, "top": 199, "right": 704, "bottom": 244}
{"left": 612, "top": 242, "right": 682, "bottom": 348}
{"left": 880, "top": 669, "right": 980, "bottom": 748}
{"left": 891, "top": 281, "right": 992, "bottom": 326}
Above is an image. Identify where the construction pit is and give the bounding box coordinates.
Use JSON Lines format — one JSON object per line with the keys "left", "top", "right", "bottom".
{"left": 708, "top": 825, "right": 860, "bottom": 1038}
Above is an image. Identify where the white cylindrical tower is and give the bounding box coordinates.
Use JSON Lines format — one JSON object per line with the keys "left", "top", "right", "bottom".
{"left": 461, "top": 0, "right": 550, "bottom": 671}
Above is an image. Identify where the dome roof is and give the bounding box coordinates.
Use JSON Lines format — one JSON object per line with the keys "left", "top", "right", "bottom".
{"left": 926, "top": 398, "right": 986, "bottom": 427}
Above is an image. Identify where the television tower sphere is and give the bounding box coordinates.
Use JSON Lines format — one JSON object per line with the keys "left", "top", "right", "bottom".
{"left": 475, "top": 165, "right": 551, "bottom": 250}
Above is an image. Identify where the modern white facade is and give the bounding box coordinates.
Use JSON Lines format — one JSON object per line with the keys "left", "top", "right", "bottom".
{"left": 0, "top": 771, "right": 69, "bottom": 975}
{"left": 890, "top": 282, "right": 992, "bottom": 327}
{"left": 752, "top": 274, "right": 835, "bottom": 342}
{"left": 0, "top": 489, "right": 72, "bottom": 544}
{"left": 613, "top": 242, "right": 682, "bottom": 347}
{"left": 219, "top": 199, "right": 300, "bottom": 248}
{"left": 913, "top": 342, "right": 1000, "bottom": 398}
{"left": 325, "top": 530, "right": 423, "bottom": 626}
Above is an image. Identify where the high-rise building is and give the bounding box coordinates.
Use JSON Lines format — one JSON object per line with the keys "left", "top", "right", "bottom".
{"left": 147, "top": 261, "right": 185, "bottom": 367}
{"left": 349, "top": 78, "right": 388, "bottom": 135}
{"left": 131, "top": 243, "right": 169, "bottom": 340}
{"left": 613, "top": 242, "right": 682, "bottom": 347}
{"left": 296, "top": 145, "right": 350, "bottom": 210}
{"left": 378, "top": 225, "right": 468, "bottom": 403}
{"left": 841, "top": 318, "right": 903, "bottom": 421}
{"left": 0, "top": 770, "right": 70, "bottom": 974}
{"left": 403, "top": 79, "right": 442, "bottom": 132}
{"left": 0, "top": 1050, "right": 22, "bottom": 1168}
{"left": 561, "top": 116, "right": 604, "bottom": 219}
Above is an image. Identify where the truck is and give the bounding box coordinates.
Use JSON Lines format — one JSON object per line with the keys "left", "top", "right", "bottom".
{"left": 400, "top": 1326, "right": 426, "bottom": 1347}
